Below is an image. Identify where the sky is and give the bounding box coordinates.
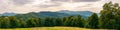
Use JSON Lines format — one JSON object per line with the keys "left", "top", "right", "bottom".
{"left": 0, "top": 0, "right": 120, "bottom": 14}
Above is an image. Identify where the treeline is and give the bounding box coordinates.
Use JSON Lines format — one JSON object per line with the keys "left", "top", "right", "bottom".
{"left": 0, "top": 15, "right": 86, "bottom": 28}
{"left": 0, "top": 2, "right": 120, "bottom": 29}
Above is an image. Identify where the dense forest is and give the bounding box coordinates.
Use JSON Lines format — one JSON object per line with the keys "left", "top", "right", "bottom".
{"left": 0, "top": 2, "right": 120, "bottom": 29}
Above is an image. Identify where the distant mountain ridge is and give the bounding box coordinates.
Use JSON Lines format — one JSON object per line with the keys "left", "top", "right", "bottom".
{"left": 58, "top": 10, "right": 93, "bottom": 16}
{"left": 0, "top": 12, "right": 16, "bottom": 16}
{"left": 0, "top": 10, "right": 100, "bottom": 19}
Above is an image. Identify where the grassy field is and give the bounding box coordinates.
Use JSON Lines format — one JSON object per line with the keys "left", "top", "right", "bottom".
{"left": 0, "top": 27, "right": 113, "bottom": 30}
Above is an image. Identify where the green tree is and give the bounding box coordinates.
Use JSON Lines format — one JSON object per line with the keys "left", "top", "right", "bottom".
{"left": 68, "top": 16, "right": 77, "bottom": 26}
{"left": 44, "top": 17, "right": 54, "bottom": 26}
{"left": 77, "top": 15, "right": 86, "bottom": 27}
{"left": 100, "top": 2, "right": 120, "bottom": 29}
{"left": 54, "top": 18, "right": 63, "bottom": 26}
{"left": 34, "top": 18, "right": 40, "bottom": 27}
{"left": 37, "top": 18, "right": 42, "bottom": 27}
{"left": 0, "top": 17, "right": 10, "bottom": 28}
{"left": 88, "top": 13, "right": 99, "bottom": 28}
{"left": 63, "top": 16, "right": 74, "bottom": 26}
{"left": 9, "top": 16, "right": 20, "bottom": 28}
{"left": 19, "top": 18, "right": 26, "bottom": 28}
{"left": 26, "top": 18, "right": 37, "bottom": 27}
{"left": 62, "top": 17, "right": 68, "bottom": 26}
{"left": 39, "top": 18, "right": 45, "bottom": 27}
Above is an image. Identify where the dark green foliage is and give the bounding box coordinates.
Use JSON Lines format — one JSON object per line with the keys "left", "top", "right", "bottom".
{"left": 9, "top": 16, "right": 21, "bottom": 28}
{"left": 0, "top": 17, "right": 10, "bottom": 28}
{"left": 62, "top": 15, "right": 86, "bottom": 27}
{"left": 88, "top": 13, "right": 99, "bottom": 28}
{"left": 0, "top": 15, "right": 86, "bottom": 28}
{"left": 26, "top": 18, "right": 37, "bottom": 27}
{"left": 37, "top": 18, "right": 42, "bottom": 27}
{"left": 76, "top": 15, "right": 86, "bottom": 27}
{"left": 44, "top": 17, "right": 55, "bottom": 26}
{"left": 54, "top": 18, "right": 63, "bottom": 26}
{"left": 64, "top": 16, "right": 74, "bottom": 26}
{"left": 100, "top": 2, "right": 120, "bottom": 29}
{"left": 19, "top": 20, "right": 26, "bottom": 28}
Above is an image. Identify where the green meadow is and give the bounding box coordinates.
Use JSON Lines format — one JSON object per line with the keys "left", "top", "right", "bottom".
{"left": 0, "top": 27, "right": 112, "bottom": 30}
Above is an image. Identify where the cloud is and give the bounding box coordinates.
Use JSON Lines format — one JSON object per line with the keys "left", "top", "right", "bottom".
{"left": 110, "top": 0, "right": 120, "bottom": 4}
{"left": 38, "top": 4, "right": 60, "bottom": 8}
{"left": 0, "top": 0, "right": 120, "bottom": 14}
{"left": 37, "top": 2, "right": 61, "bottom": 8}
{"left": 51, "top": 0, "right": 69, "bottom": 2}
{"left": 11, "top": 0, "right": 33, "bottom": 5}
{"left": 51, "top": 0, "right": 101, "bottom": 2}
{"left": 73, "top": 0, "right": 101, "bottom": 2}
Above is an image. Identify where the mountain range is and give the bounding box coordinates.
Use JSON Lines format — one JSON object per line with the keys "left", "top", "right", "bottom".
{"left": 0, "top": 10, "right": 100, "bottom": 19}
{"left": 0, "top": 12, "right": 16, "bottom": 16}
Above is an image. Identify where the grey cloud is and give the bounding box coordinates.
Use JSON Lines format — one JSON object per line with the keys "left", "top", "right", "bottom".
{"left": 51, "top": 0, "right": 69, "bottom": 2}
{"left": 77, "top": 4, "right": 93, "bottom": 8}
{"left": 74, "top": 0, "right": 100, "bottom": 2}
{"left": 11, "top": 0, "right": 33, "bottom": 5}
{"left": 37, "top": 2, "right": 61, "bottom": 8}
{"left": 51, "top": 0, "right": 101, "bottom": 2}
{"left": 38, "top": 4, "right": 60, "bottom": 8}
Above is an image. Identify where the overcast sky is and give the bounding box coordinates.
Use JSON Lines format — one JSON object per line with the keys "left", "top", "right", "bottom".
{"left": 0, "top": 0, "right": 120, "bottom": 14}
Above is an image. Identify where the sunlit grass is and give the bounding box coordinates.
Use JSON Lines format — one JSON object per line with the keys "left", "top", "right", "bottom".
{"left": 0, "top": 27, "right": 113, "bottom": 30}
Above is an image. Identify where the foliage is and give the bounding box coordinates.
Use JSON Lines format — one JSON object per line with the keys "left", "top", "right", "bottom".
{"left": 100, "top": 2, "right": 120, "bottom": 29}
{"left": 0, "top": 15, "right": 86, "bottom": 28}
{"left": 88, "top": 13, "right": 99, "bottom": 28}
